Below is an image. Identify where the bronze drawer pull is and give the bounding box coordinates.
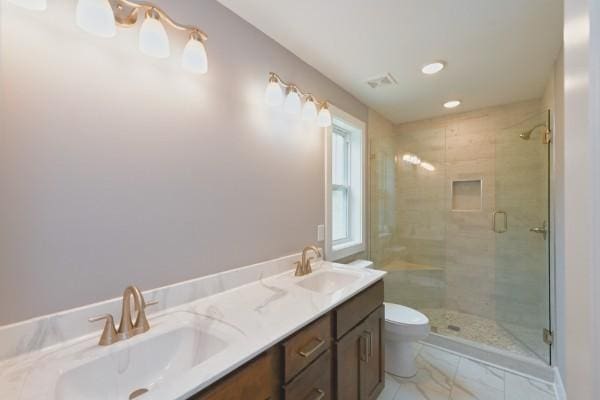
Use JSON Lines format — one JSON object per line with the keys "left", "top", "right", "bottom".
{"left": 298, "top": 337, "right": 326, "bottom": 358}
{"left": 303, "top": 388, "right": 325, "bottom": 400}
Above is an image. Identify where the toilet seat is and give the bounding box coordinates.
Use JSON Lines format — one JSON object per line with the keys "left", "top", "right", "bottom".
{"left": 384, "top": 302, "right": 429, "bottom": 326}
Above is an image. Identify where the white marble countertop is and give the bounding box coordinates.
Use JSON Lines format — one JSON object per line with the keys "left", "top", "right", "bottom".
{"left": 0, "top": 261, "right": 385, "bottom": 400}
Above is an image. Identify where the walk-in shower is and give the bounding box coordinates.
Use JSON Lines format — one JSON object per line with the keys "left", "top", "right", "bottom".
{"left": 370, "top": 102, "right": 553, "bottom": 363}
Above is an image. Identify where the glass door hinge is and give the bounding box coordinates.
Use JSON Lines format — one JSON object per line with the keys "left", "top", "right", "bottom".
{"left": 543, "top": 328, "right": 554, "bottom": 345}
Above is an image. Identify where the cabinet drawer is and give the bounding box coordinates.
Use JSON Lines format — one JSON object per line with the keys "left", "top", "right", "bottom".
{"left": 191, "top": 349, "right": 280, "bottom": 400}
{"left": 284, "top": 350, "right": 332, "bottom": 400}
{"left": 335, "top": 280, "right": 383, "bottom": 340}
{"left": 282, "top": 314, "right": 331, "bottom": 382}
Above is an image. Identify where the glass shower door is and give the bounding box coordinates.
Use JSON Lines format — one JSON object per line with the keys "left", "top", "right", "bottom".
{"left": 494, "top": 110, "right": 552, "bottom": 363}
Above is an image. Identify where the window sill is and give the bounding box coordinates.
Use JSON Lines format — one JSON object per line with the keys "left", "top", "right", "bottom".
{"left": 330, "top": 240, "right": 365, "bottom": 261}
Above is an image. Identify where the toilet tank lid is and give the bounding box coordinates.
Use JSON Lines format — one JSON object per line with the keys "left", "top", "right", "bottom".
{"left": 384, "top": 302, "right": 429, "bottom": 325}
{"left": 347, "top": 259, "right": 374, "bottom": 269}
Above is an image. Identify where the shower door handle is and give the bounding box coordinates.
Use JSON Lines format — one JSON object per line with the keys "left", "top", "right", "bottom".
{"left": 530, "top": 221, "right": 547, "bottom": 240}
{"left": 492, "top": 211, "right": 507, "bottom": 233}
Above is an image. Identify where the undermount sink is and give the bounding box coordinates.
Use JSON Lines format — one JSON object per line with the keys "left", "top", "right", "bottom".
{"left": 55, "top": 323, "right": 229, "bottom": 400}
{"left": 296, "top": 270, "right": 360, "bottom": 294}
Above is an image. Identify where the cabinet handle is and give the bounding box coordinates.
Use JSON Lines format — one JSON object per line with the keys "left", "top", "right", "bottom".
{"left": 298, "top": 337, "right": 326, "bottom": 358}
{"left": 303, "top": 388, "right": 325, "bottom": 400}
{"left": 360, "top": 333, "right": 369, "bottom": 362}
{"left": 367, "top": 330, "right": 373, "bottom": 359}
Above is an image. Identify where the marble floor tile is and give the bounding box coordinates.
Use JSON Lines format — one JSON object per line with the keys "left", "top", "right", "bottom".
{"left": 505, "top": 372, "right": 555, "bottom": 400}
{"left": 378, "top": 373, "right": 401, "bottom": 399}
{"left": 378, "top": 344, "right": 557, "bottom": 400}
{"left": 450, "top": 358, "right": 505, "bottom": 400}
{"left": 390, "top": 367, "right": 452, "bottom": 400}
{"left": 418, "top": 345, "right": 461, "bottom": 388}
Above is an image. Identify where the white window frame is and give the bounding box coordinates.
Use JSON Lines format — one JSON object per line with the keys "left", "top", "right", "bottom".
{"left": 324, "top": 105, "right": 366, "bottom": 261}
{"left": 331, "top": 128, "right": 352, "bottom": 244}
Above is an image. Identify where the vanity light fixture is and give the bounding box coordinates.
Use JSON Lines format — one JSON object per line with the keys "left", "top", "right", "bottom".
{"left": 284, "top": 86, "right": 302, "bottom": 115}
{"left": 265, "top": 75, "right": 285, "bottom": 107}
{"left": 15, "top": 0, "right": 209, "bottom": 74}
{"left": 302, "top": 96, "right": 318, "bottom": 121}
{"left": 76, "top": 0, "right": 117, "bottom": 38}
{"left": 421, "top": 61, "right": 445, "bottom": 75}
{"left": 111, "top": 1, "right": 208, "bottom": 72}
{"left": 139, "top": 8, "right": 170, "bottom": 58}
{"left": 182, "top": 31, "right": 208, "bottom": 74}
{"left": 444, "top": 100, "right": 461, "bottom": 109}
{"left": 7, "top": 0, "right": 47, "bottom": 11}
{"left": 317, "top": 103, "right": 332, "bottom": 128}
{"left": 265, "top": 72, "right": 332, "bottom": 128}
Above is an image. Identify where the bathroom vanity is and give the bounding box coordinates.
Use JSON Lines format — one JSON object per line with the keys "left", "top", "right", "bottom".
{"left": 192, "top": 280, "right": 384, "bottom": 400}
{"left": 0, "top": 258, "right": 386, "bottom": 400}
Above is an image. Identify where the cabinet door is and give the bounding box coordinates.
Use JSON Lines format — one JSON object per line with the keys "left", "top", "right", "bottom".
{"left": 360, "top": 306, "right": 384, "bottom": 400}
{"left": 335, "top": 306, "right": 385, "bottom": 400}
{"left": 191, "top": 349, "right": 281, "bottom": 400}
{"left": 335, "top": 319, "right": 363, "bottom": 400}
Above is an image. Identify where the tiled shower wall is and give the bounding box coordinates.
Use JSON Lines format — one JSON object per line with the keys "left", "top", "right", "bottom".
{"left": 371, "top": 99, "right": 548, "bottom": 352}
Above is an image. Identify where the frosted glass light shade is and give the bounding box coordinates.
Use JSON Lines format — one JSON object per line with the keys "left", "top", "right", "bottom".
{"left": 302, "top": 98, "right": 318, "bottom": 121}
{"left": 8, "top": 0, "right": 47, "bottom": 11}
{"left": 76, "top": 0, "right": 116, "bottom": 38}
{"left": 265, "top": 80, "right": 283, "bottom": 107}
{"left": 139, "top": 15, "right": 170, "bottom": 58}
{"left": 182, "top": 37, "right": 208, "bottom": 74}
{"left": 284, "top": 89, "right": 302, "bottom": 115}
{"left": 317, "top": 106, "right": 332, "bottom": 127}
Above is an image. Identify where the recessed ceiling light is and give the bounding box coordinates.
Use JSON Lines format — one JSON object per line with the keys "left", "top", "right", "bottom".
{"left": 421, "top": 61, "right": 445, "bottom": 75}
{"left": 444, "top": 100, "right": 461, "bottom": 109}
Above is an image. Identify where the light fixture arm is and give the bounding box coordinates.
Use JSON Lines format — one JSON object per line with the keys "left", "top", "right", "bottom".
{"left": 113, "top": 0, "right": 208, "bottom": 41}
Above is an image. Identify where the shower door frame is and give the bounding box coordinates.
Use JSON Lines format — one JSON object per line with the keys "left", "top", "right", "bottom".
{"left": 547, "top": 109, "right": 557, "bottom": 366}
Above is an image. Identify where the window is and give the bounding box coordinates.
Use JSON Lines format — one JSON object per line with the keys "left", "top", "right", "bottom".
{"left": 332, "top": 127, "right": 351, "bottom": 243}
{"left": 325, "top": 106, "right": 366, "bottom": 261}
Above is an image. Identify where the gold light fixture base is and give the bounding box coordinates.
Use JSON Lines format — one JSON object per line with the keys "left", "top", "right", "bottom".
{"left": 113, "top": 2, "right": 138, "bottom": 28}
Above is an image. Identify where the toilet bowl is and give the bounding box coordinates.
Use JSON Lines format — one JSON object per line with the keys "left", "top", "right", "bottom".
{"left": 384, "top": 302, "right": 430, "bottom": 378}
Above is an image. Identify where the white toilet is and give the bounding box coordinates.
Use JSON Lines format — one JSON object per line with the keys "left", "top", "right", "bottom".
{"left": 348, "top": 260, "right": 430, "bottom": 378}
{"left": 384, "top": 302, "right": 430, "bottom": 377}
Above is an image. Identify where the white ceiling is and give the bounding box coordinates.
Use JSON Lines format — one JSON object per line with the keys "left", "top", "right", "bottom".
{"left": 217, "top": 0, "right": 563, "bottom": 124}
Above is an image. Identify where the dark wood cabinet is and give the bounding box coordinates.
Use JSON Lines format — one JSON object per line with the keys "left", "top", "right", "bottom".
{"left": 334, "top": 281, "right": 384, "bottom": 400}
{"left": 189, "top": 280, "right": 384, "bottom": 400}
{"left": 190, "top": 348, "right": 281, "bottom": 400}
{"left": 359, "top": 306, "right": 385, "bottom": 400}
{"left": 282, "top": 314, "right": 332, "bottom": 382}
{"left": 284, "top": 349, "right": 332, "bottom": 400}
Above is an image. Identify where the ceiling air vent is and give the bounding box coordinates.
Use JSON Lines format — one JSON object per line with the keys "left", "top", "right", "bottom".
{"left": 366, "top": 73, "right": 398, "bottom": 89}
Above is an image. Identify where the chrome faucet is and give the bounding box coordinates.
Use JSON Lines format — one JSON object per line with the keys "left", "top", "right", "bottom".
{"left": 295, "top": 245, "right": 322, "bottom": 276}
{"left": 88, "top": 285, "right": 158, "bottom": 346}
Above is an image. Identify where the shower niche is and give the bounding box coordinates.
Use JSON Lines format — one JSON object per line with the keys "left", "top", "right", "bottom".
{"left": 451, "top": 179, "right": 482, "bottom": 211}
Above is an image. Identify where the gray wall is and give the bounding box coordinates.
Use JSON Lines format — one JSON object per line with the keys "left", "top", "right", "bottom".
{"left": 0, "top": 0, "right": 366, "bottom": 325}
{"left": 563, "top": 0, "right": 595, "bottom": 397}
